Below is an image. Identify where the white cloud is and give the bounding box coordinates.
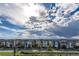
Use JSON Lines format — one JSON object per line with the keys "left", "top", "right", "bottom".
{"left": 72, "top": 11, "right": 79, "bottom": 21}
{"left": 0, "top": 3, "right": 26, "bottom": 25}
{"left": 0, "top": 3, "right": 79, "bottom": 39}
{"left": 71, "top": 36, "right": 79, "bottom": 39}
{"left": 53, "top": 3, "right": 79, "bottom": 27}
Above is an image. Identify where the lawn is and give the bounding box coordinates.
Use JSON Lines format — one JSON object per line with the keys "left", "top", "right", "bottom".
{"left": 0, "top": 50, "right": 79, "bottom": 56}
{"left": 0, "top": 52, "right": 14, "bottom": 56}
{"left": 16, "top": 50, "right": 79, "bottom": 56}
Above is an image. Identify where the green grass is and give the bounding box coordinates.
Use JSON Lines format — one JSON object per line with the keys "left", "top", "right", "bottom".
{"left": 0, "top": 50, "right": 79, "bottom": 56}
{"left": 0, "top": 52, "right": 14, "bottom": 56}
{"left": 18, "top": 50, "right": 79, "bottom": 56}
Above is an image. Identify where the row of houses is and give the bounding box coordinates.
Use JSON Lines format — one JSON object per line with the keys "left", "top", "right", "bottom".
{"left": 0, "top": 39, "right": 79, "bottom": 50}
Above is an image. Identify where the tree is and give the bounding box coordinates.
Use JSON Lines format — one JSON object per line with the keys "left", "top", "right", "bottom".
{"left": 0, "top": 42, "right": 5, "bottom": 48}
{"left": 47, "top": 41, "right": 52, "bottom": 51}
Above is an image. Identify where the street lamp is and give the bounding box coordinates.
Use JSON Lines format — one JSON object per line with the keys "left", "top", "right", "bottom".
{"left": 13, "top": 27, "right": 27, "bottom": 56}
{"left": 13, "top": 39, "right": 16, "bottom": 56}
{"left": 13, "top": 31, "right": 25, "bottom": 56}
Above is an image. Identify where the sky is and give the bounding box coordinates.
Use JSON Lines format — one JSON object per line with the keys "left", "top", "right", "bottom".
{"left": 0, "top": 3, "right": 79, "bottom": 39}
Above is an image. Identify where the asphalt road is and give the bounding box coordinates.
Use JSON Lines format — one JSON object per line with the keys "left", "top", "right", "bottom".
{"left": 0, "top": 50, "right": 13, "bottom": 52}
{"left": 0, "top": 49, "right": 79, "bottom": 53}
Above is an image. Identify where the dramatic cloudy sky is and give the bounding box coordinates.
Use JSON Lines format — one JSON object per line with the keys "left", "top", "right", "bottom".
{"left": 0, "top": 3, "right": 79, "bottom": 39}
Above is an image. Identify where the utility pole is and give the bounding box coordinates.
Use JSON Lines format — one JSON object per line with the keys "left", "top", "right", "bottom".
{"left": 13, "top": 39, "right": 16, "bottom": 56}
{"left": 13, "top": 32, "right": 24, "bottom": 56}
